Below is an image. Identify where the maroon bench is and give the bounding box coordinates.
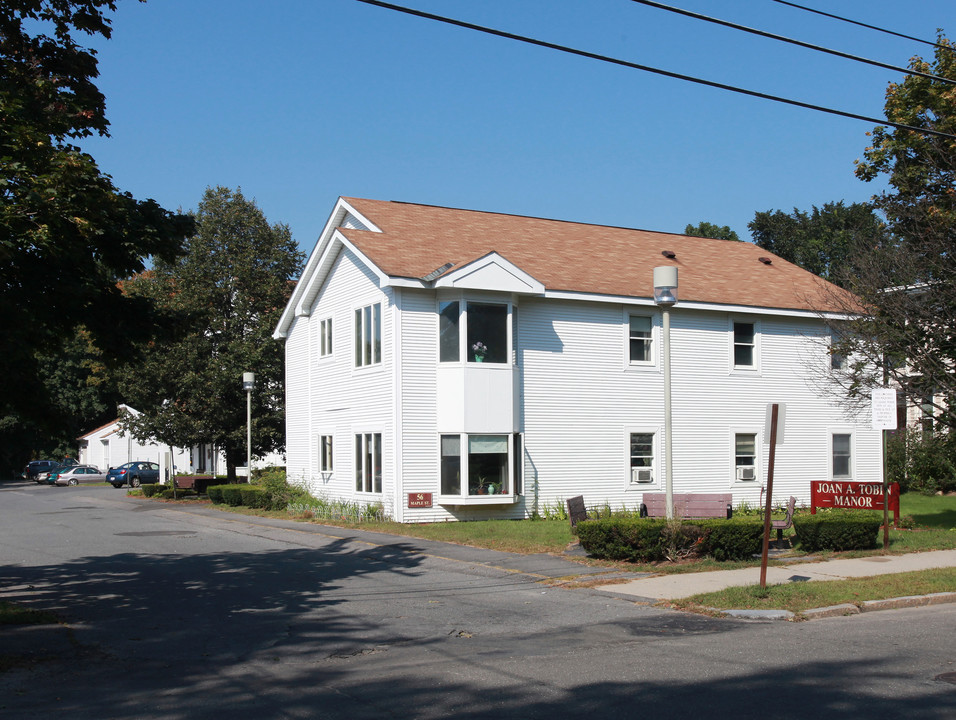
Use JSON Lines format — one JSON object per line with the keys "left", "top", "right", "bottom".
{"left": 640, "top": 492, "right": 733, "bottom": 519}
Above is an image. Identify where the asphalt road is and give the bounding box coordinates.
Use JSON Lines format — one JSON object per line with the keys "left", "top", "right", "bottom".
{"left": 1, "top": 481, "right": 954, "bottom": 719}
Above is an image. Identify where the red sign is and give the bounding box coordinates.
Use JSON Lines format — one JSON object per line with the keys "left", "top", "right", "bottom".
{"left": 810, "top": 481, "right": 900, "bottom": 525}
{"left": 407, "top": 492, "right": 433, "bottom": 508}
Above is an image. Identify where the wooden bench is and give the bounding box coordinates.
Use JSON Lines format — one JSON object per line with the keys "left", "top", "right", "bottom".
{"left": 566, "top": 495, "right": 589, "bottom": 528}
{"left": 768, "top": 496, "right": 797, "bottom": 544}
{"left": 640, "top": 492, "right": 733, "bottom": 519}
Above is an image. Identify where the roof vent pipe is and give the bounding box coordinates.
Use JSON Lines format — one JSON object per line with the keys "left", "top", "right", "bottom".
{"left": 758, "top": 257, "right": 773, "bottom": 265}
{"left": 661, "top": 250, "right": 676, "bottom": 259}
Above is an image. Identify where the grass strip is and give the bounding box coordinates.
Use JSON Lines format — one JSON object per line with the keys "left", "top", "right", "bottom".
{"left": 672, "top": 567, "right": 956, "bottom": 614}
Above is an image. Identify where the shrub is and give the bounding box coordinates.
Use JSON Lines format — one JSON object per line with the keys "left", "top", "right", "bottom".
{"left": 576, "top": 518, "right": 668, "bottom": 562}
{"left": 239, "top": 485, "right": 269, "bottom": 509}
{"left": 220, "top": 484, "right": 244, "bottom": 507}
{"left": 141, "top": 483, "right": 164, "bottom": 498}
{"left": 577, "top": 516, "right": 766, "bottom": 562}
{"left": 207, "top": 485, "right": 227, "bottom": 504}
{"left": 256, "top": 470, "right": 311, "bottom": 510}
{"left": 696, "top": 517, "right": 764, "bottom": 561}
{"left": 887, "top": 428, "right": 956, "bottom": 495}
{"left": 792, "top": 510, "right": 881, "bottom": 551}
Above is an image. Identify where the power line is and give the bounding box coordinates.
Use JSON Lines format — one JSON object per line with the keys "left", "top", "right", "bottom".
{"left": 629, "top": 0, "right": 955, "bottom": 86}
{"left": 772, "top": 0, "right": 954, "bottom": 54}
{"left": 354, "top": 0, "right": 956, "bottom": 141}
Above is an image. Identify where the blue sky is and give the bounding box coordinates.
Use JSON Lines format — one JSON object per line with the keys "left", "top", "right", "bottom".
{"left": 80, "top": 0, "right": 953, "bottom": 255}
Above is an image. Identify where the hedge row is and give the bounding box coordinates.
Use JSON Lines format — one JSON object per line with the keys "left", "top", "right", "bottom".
{"left": 577, "top": 511, "right": 882, "bottom": 561}
{"left": 576, "top": 517, "right": 764, "bottom": 562}
{"left": 207, "top": 483, "right": 269, "bottom": 509}
{"left": 792, "top": 511, "right": 881, "bottom": 551}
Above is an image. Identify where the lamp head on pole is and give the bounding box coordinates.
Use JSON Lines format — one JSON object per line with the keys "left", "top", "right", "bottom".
{"left": 242, "top": 372, "right": 255, "bottom": 392}
{"left": 653, "top": 266, "right": 678, "bottom": 307}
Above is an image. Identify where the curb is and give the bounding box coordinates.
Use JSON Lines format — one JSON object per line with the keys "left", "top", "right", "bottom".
{"left": 720, "top": 591, "right": 956, "bottom": 621}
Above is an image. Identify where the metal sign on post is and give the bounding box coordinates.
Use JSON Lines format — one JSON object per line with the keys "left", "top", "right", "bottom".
{"left": 763, "top": 403, "right": 785, "bottom": 445}
{"left": 871, "top": 388, "right": 898, "bottom": 431}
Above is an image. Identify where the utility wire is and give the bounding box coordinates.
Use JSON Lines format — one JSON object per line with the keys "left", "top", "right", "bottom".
{"left": 772, "top": 0, "right": 954, "bottom": 54}
{"left": 629, "top": 0, "right": 954, "bottom": 86}
{"left": 355, "top": 0, "right": 956, "bottom": 140}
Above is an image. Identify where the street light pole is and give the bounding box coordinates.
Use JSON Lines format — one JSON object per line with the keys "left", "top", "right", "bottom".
{"left": 653, "top": 266, "right": 678, "bottom": 520}
{"left": 242, "top": 372, "right": 255, "bottom": 482}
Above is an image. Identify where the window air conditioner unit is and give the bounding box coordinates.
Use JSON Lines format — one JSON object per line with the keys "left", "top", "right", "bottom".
{"left": 736, "top": 466, "right": 756, "bottom": 481}
{"left": 631, "top": 468, "right": 653, "bottom": 484}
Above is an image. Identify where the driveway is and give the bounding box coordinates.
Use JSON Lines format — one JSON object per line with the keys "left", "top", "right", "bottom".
{"left": 2, "top": 482, "right": 954, "bottom": 719}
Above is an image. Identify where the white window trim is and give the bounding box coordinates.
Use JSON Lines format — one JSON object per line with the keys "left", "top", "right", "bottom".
{"left": 624, "top": 427, "right": 661, "bottom": 490}
{"left": 829, "top": 430, "right": 854, "bottom": 481}
{"left": 730, "top": 428, "right": 761, "bottom": 486}
{"left": 437, "top": 432, "right": 516, "bottom": 504}
{"left": 354, "top": 431, "right": 383, "bottom": 495}
{"left": 317, "top": 433, "right": 334, "bottom": 479}
{"left": 624, "top": 309, "right": 659, "bottom": 370}
{"left": 729, "top": 316, "right": 760, "bottom": 374}
{"left": 437, "top": 296, "right": 514, "bottom": 367}
{"left": 318, "top": 316, "right": 333, "bottom": 360}
{"left": 353, "top": 301, "right": 383, "bottom": 370}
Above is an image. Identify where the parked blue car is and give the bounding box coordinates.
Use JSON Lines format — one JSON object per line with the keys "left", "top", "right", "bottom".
{"left": 107, "top": 461, "right": 161, "bottom": 488}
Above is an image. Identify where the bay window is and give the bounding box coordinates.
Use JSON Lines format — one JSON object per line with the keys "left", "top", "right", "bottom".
{"left": 438, "top": 299, "right": 511, "bottom": 364}
{"left": 439, "top": 433, "right": 514, "bottom": 498}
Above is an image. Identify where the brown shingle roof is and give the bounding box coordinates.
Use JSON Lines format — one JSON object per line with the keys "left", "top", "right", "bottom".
{"left": 339, "top": 197, "right": 854, "bottom": 313}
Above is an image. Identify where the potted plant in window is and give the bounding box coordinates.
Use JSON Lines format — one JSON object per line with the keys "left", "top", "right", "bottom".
{"left": 472, "top": 341, "right": 487, "bottom": 362}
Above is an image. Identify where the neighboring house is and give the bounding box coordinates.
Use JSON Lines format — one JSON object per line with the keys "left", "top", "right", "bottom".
{"left": 77, "top": 405, "right": 190, "bottom": 473}
{"left": 79, "top": 407, "right": 285, "bottom": 479}
{"left": 274, "top": 197, "right": 883, "bottom": 523}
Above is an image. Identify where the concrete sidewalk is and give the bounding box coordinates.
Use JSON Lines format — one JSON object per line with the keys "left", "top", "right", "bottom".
{"left": 598, "top": 548, "right": 956, "bottom": 600}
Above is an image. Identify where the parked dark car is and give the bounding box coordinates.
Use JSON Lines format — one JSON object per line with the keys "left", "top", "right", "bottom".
{"left": 24, "top": 460, "right": 64, "bottom": 481}
{"left": 25, "top": 458, "right": 78, "bottom": 482}
{"left": 107, "top": 461, "right": 161, "bottom": 488}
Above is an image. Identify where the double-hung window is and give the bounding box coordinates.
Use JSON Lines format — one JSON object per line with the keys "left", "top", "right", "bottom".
{"left": 355, "top": 433, "right": 382, "bottom": 493}
{"left": 629, "top": 432, "right": 655, "bottom": 484}
{"left": 319, "top": 318, "right": 333, "bottom": 358}
{"left": 735, "top": 433, "right": 757, "bottom": 481}
{"left": 733, "top": 321, "right": 756, "bottom": 368}
{"left": 354, "top": 303, "right": 381, "bottom": 368}
{"left": 629, "top": 316, "right": 653, "bottom": 364}
{"left": 832, "top": 433, "right": 851, "bottom": 478}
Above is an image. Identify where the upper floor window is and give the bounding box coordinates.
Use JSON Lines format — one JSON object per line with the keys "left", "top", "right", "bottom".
{"left": 832, "top": 433, "right": 851, "bottom": 478}
{"left": 629, "top": 315, "right": 653, "bottom": 363}
{"left": 439, "top": 301, "right": 460, "bottom": 362}
{"left": 438, "top": 300, "right": 510, "bottom": 364}
{"left": 354, "top": 303, "right": 381, "bottom": 368}
{"left": 319, "top": 317, "right": 333, "bottom": 358}
{"left": 733, "top": 321, "right": 756, "bottom": 368}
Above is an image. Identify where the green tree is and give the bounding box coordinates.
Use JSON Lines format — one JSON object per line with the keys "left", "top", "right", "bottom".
{"left": 824, "top": 34, "right": 956, "bottom": 432}
{"left": 747, "top": 201, "right": 888, "bottom": 284}
{"left": 119, "top": 187, "right": 304, "bottom": 481}
{"left": 0, "top": 0, "right": 193, "bottom": 465}
{"left": 683, "top": 221, "right": 740, "bottom": 242}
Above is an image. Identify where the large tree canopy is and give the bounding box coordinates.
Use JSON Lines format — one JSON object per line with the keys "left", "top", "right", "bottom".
{"left": 120, "top": 187, "right": 304, "bottom": 480}
{"left": 0, "top": 0, "right": 192, "bottom": 457}
{"left": 747, "top": 201, "right": 888, "bottom": 285}
{"left": 828, "top": 35, "right": 956, "bottom": 432}
{"left": 683, "top": 221, "right": 740, "bottom": 242}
